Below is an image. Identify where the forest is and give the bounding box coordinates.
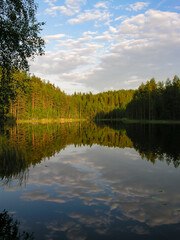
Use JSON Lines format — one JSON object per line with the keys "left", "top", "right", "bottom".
{"left": 0, "top": 69, "right": 180, "bottom": 121}
{"left": 0, "top": 69, "right": 134, "bottom": 120}
{"left": 0, "top": 0, "right": 179, "bottom": 122}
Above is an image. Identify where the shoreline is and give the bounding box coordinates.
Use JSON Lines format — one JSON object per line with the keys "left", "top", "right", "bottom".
{"left": 3, "top": 118, "right": 180, "bottom": 125}
{"left": 95, "top": 118, "right": 180, "bottom": 124}
{"left": 16, "top": 118, "right": 86, "bottom": 124}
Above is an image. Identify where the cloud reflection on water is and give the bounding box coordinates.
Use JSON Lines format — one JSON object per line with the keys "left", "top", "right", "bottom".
{"left": 19, "top": 145, "right": 180, "bottom": 239}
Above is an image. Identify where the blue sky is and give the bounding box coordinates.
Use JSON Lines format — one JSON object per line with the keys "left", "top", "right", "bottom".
{"left": 30, "top": 0, "right": 180, "bottom": 94}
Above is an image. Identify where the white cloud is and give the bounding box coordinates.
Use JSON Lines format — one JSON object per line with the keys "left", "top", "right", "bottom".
{"left": 57, "top": 36, "right": 94, "bottom": 48}
{"left": 45, "top": 0, "right": 86, "bottom": 16}
{"left": 116, "top": 10, "right": 180, "bottom": 40}
{"left": 94, "top": 31, "right": 112, "bottom": 41}
{"left": 68, "top": 9, "right": 112, "bottom": 24}
{"left": 44, "top": 0, "right": 57, "bottom": 7}
{"left": 94, "top": 1, "right": 109, "bottom": 9}
{"left": 83, "top": 31, "right": 98, "bottom": 36}
{"left": 113, "top": 5, "right": 123, "bottom": 10}
{"left": 109, "top": 26, "right": 117, "bottom": 33}
{"left": 44, "top": 33, "right": 66, "bottom": 43}
{"left": 65, "top": 0, "right": 86, "bottom": 9}
{"left": 65, "top": 0, "right": 86, "bottom": 14}
{"left": 115, "top": 15, "right": 126, "bottom": 21}
{"left": 126, "top": 2, "right": 150, "bottom": 11}
{"left": 31, "top": 50, "right": 93, "bottom": 76}
{"left": 45, "top": 5, "right": 74, "bottom": 16}
{"left": 31, "top": 9, "right": 180, "bottom": 93}
{"left": 30, "top": 35, "right": 103, "bottom": 93}
{"left": 81, "top": 10, "right": 180, "bottom": 91}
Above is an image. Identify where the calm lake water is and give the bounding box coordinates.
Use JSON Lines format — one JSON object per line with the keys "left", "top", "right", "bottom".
{"left": 0, "top": 121, "right": 180, "bottom": 240}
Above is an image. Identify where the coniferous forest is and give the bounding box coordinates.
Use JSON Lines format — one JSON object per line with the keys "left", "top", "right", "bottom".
{"left": 0, "top": 0, "right": 179, "bottom": 122}
{"left": 0, "top": 69, "right": 180, "bottom": 121}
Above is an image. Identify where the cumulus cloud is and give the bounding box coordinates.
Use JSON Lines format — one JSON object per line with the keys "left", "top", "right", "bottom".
{"left": 68, "top": 9, "right": 112, "bottom": 24}
{"left": 83, "top": 31, "right": 98, "bottom": 36}
{"left": 45, "top": 0, "right": 86, "bottom": 16}
{"left": 94, "top": 31, "right": 112, "bottom": 41}
{"left": 114, "top": 15, "right": 126, "bottom": 21}
{"left": 44, "top": 33, "right": 66, "bottom": 43}
{"left": 78, "top": 10, "right": 180, "bottom": 91}
{"left": 94, "top": 1, "right": 109, "bottom": 9}
{"left": 57, "top": 36, "right": 93, "bottom": 48}
{"left": 30, "top": 34, "right": 103, "bottom": 91}
{"left": 65, "top": 0, "right": 86, "bottom": 9}
{"left": 45, "top": 5, "right": 74, "bottom": 16}
{"left": 31, "top": 49, "right": 93, "bottom": 75}
{"left": 44, "top": 0, "right": 57, "bottom": 7}
{"left": 30, "top": 9, "right": 180, "bottom": 93}
{"left": 109, "top": 26, "right": 117, "bottom": 33}
{"left": 115, "top": 10, "right": 180, "bottom": 42}
{"left": 126, "top": 2, "right": 150, "bottom": 11}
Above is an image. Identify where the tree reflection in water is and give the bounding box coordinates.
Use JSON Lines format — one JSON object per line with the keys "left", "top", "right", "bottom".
{"left": 0, "top": 210, "right": 33, "bottom": 239}
{"left": 98, "top": 121, "right": 180, "bottom": 167}
{"left": 1, "top": 122, "right": 180, "bottom": 240}
{"left": 0, "top": 121, "right": 180, "bottom": 185}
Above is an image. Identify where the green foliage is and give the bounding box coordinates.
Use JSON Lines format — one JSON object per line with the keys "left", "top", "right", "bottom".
{"left": 126, "top": 76, "right": 180, "bottom": 120}
{"left": 0, "top": 0, "right": 44, "bottom": 70}
{"left": 0, "top": 0, "right": 44, "bottom": 119}
{"left": 0, "top": 69, "right": 180, "bottom": 122}
{"left": 1, "top": 70, "right": 134, "bottom": 120}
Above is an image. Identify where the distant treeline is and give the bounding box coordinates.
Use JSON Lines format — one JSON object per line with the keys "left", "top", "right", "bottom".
{"left": 0, "top": 68, "right": 179, "bottom": 120}
{"left": 0, "top": 69, "right": 134, "bottom": 120}
{"left": 126, "top": 77, "right": 180, "bottom": 120}
{"left": 98, "top": 76, "right": 180, "bottom": 120}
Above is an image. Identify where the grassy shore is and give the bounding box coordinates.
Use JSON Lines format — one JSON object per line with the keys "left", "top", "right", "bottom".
{"left": 95, "top": 118, "right": 180, "bottom": 124}
{"left": 16, "top": 118, "right": 86, "bottom": 124}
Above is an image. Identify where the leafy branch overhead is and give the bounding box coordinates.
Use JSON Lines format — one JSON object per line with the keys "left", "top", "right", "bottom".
{"left": 0, "top": 0, "right": 45, "bottom": 71}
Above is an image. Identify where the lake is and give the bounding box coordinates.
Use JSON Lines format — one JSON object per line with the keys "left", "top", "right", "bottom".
{"left": 0, "top": 121, "right": 180, "bottom": 240}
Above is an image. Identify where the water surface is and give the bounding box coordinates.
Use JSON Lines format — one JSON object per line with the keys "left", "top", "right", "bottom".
{"left": 0, "top": 122, "right": 180, "bottom": 240}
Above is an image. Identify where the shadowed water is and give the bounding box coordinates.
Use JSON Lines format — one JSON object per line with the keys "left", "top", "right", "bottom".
{"left": 0, "top": 121, "right": 180, "bottom": 240}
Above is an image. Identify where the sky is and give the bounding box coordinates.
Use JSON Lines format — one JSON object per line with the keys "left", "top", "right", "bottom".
{"left": 29, "top": 0, "right": 180, "bottom": 94}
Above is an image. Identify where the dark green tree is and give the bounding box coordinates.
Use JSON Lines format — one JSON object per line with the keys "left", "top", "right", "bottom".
{"left": 0, "top": 0, "right": 45, "bottom": 119}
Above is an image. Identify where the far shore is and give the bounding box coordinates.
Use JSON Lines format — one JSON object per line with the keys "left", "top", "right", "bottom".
{"left": 16, "top": 118, "right": 86, "bottom": 124}
{"left": 95, "top": 118, "right": 180, "bottom": 124}
{"left": 5, "top": 118, "right": 180, "bottom": 125}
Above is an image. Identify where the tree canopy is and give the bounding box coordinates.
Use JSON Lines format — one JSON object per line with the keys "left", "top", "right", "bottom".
{"left": 0, "top": 0, "right": 45, "bottom": 119}
{"left": 0, "top": 0, "right": 45, "bottom": 71}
